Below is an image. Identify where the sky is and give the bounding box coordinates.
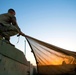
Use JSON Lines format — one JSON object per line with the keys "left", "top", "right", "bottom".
{"left": 0, "top": 0, "right": 76, "bottom": 65}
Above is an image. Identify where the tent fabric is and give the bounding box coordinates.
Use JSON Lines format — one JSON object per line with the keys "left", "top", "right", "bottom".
{"left": 25, "top": 35, "right": 76, "bottom": 75}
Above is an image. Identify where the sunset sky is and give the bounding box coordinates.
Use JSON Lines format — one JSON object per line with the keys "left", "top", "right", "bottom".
{"left": 0, "top": 0, "right": 76, "bottom": 65}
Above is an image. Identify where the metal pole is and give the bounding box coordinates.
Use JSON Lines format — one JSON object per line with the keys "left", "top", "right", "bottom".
{"left": 24, "top": 40, "right": 26, "bottom": 56}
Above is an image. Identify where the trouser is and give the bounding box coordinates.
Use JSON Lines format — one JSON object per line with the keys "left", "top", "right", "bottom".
{"left": 0, "top": 23, "right": 18, "bottom": 40}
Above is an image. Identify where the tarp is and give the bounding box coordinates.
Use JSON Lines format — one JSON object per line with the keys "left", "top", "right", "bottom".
{"left": 23, "top": 34, "right": 76, "bottom": 75}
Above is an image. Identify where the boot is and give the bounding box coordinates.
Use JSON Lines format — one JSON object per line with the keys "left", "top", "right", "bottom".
{"left": 5, "top": 37, "right": 15, "bottom": 46}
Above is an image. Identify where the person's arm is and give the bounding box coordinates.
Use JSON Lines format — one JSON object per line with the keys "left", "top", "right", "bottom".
{"left": 11, "top": 16, "right": 21, "bottom": 32}
{"left": 11, "top": 15, "right": 24, "bottom": 36}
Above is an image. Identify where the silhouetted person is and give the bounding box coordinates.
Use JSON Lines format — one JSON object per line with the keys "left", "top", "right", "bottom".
{"left": 0, "top": 8, "right": 23, "bottom": 46}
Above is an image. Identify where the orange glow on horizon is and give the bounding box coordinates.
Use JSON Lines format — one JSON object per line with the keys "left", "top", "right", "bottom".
{"left": 38, "top": 56, "right": 76, "bottom": 66}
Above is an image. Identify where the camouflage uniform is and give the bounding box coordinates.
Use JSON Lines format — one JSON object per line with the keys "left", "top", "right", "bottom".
{"left": 0, "top": 13, "right": 20, "bottom": 39}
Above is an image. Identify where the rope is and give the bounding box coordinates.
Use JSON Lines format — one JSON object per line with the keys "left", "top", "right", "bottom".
{"left": 17, "top": 35, "right": 20, "bottom": 43}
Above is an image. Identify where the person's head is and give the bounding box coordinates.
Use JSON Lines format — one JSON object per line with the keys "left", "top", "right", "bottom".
{"left": 8, "top": 8, "right": 16, "bottom": 15}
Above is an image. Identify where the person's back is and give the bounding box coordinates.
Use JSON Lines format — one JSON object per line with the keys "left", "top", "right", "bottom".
{"left": 0, "top": 13, "right": 14, "bottom": 26}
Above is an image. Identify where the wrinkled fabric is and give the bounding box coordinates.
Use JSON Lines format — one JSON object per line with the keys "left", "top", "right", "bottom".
{"left": 0, "top": 23, "right": 18, "bottom": 37}
{"left": 25, "top": 35, "right": 76, "bottom": 75}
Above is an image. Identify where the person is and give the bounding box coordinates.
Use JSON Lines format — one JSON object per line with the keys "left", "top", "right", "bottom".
{"left": 0, "top": 8, "right": 23, "bottom": 46}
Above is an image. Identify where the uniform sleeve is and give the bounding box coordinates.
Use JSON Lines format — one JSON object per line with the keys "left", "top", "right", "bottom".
{"left": 11, "top": 15, "right": 21, "bottom": 32}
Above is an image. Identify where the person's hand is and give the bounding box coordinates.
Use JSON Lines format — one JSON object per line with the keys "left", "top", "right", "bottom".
{"left": 17, "top": 31, "right": 23, "bottom": 37}
{"left": 19, "top": 31, "right": 25, "bottom": 36}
